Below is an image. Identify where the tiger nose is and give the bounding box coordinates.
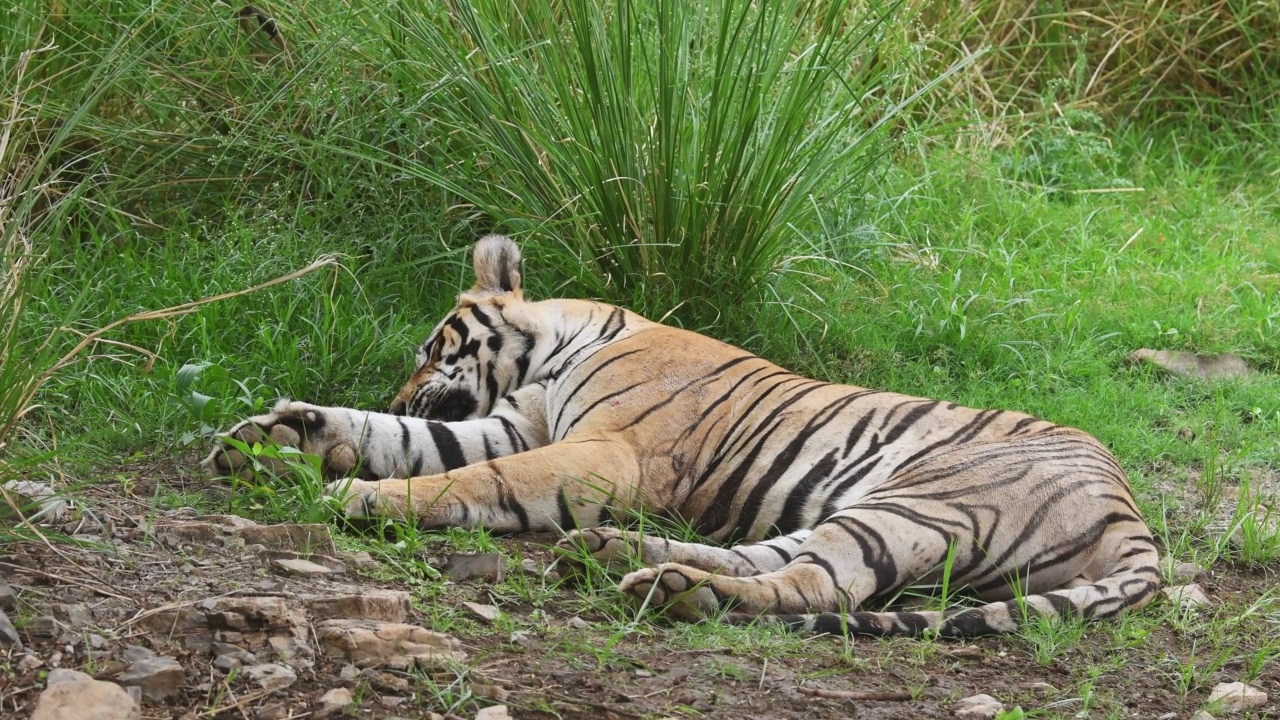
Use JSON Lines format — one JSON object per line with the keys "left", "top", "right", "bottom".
{"left": 389, "top": 398, "right": 407, "bottom": 416}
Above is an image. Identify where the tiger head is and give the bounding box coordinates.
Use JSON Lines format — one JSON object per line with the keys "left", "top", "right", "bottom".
{"left": 388, "top": 235, "right": 533, "bottom": 420}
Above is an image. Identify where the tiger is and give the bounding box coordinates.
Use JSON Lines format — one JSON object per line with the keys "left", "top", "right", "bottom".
{"left": 204, "top": 234, "right": 1161, "bottom": 637}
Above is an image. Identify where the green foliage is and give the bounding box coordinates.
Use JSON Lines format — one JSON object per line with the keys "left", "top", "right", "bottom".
{"left": 394, "top": 0, "right": 954, "bottom": 316}
{"left": 997, "top": 82, "right": 1130, "bottom": 193}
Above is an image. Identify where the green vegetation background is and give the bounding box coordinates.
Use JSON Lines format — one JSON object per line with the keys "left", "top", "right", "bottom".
{"left": 2, "top": 0, "right": 1277, "bottom": 549}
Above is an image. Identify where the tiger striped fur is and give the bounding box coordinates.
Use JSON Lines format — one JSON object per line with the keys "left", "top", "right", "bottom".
{"left": 205, "top": 235, "right": 1161, "bottom": 637}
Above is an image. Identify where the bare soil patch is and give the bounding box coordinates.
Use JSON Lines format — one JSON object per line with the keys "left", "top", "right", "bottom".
{"left": 2, "top": 455, "right": 1278, "bottom": 719}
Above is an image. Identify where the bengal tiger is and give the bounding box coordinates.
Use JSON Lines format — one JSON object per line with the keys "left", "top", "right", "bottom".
{"left": 205, "top": 235, "right": 1160, "bottom": 637}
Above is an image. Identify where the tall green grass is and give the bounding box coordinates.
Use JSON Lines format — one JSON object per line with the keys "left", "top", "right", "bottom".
{"left": 384, "top": 0, "right": 952, "bottom": 314}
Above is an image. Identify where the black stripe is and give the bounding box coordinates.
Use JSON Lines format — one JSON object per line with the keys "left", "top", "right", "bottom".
{"left": 563, "top": 382, "right": 645, "bottom": 433}
{"left": 556, "top": 486, "right": 578, "bottom": 531}
{"left": 426, "top": 422, "right": 468, "bottom": 470}
{"left": 491, "top": 462, "right": 530, "bottom": 531}
{"left": 619, "top": 355, "right": 758, "bottom": 431}
{"left": 550, "top": 348, "right": 647, "bottom": 435}
{"left": 894, "top": 409, "right": 1006, "bottom": 471}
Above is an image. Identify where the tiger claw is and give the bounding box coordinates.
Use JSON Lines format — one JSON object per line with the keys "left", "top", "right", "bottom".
{"left": 323, "top": 478, "right": 404, "bottom": 519}
{"left": 555, "top": 527, "right": 642, "bottom": 571}
{"left": 619, "top": 563, "right": 721, "bottom": 619}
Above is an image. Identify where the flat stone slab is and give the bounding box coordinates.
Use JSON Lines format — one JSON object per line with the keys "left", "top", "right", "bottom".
{"left": 315, "top": 619, "right": 465, "bottom": 669}
{"left": 239, "top": 524, "right": 336, "bottom": 554}
{"left": 272, "top": 558, "right": 333, "bottom": 577}
{"left": 441, "top": 553, "right": 505, "bottom": 583}
{"left": 303, "top": 590, "right": 411, "bottom": 623}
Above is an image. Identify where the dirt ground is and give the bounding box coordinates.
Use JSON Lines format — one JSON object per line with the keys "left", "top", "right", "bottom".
{"left": 2, "top": 452, "right": 1278, "bottom": 720}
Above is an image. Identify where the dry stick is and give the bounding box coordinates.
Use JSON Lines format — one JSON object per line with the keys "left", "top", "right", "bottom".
{"left": 0, "top": 560, "right": 131, "bottom": 602}
{"left": 796, "top": 686, "right": 913, "bottom": 702}
{"left": 194, "top": 685, "right": 287, "bottom": 718}
{"left": 114, "top": 588, "right": 246, "bottom": 633}
{"left": 0, "top": 498, "right": 132, "bottom": 599}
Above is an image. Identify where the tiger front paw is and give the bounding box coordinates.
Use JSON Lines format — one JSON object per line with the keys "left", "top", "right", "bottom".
{"left": 323, "top": 478, "right": 410, "bottom": 520}
{"left": 555, "top": 527, "right": 673, "bottom": 573}
{"left": 202, "top": 400, "right": 360, "bottom": 480}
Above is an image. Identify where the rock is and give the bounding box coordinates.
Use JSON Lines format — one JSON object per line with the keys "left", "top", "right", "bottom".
{"left": 137, "top": 608, "right": 208, "bottom": 635}
{"left": 121, "top": 645, "right": 156, "bottom": 663}
{"left": 303, "top": 590, "right": 411, "bottom": 623}
{"left": 87, "top": 633, "right": 108, "bottom": 650}
{"left": 0, "top": 607, "right": 21, "bottom": 648}
{"left": 212, "top": 655, "right": 241, "bottom": 673}
{"left": 364, "top": 669, "right": 411, "bottom": 693}
{"left": 54, "top": 603, "right": 93, "bottom": 628}
{"left": 31, "top": 678, "right": 140, "bottom": 720}
{"left": 183, "top": 633, "right": 214, "bottom": 655}
{"left": 0, "top": 577, "right": 16, "bottom": 609}
{"left": 343, "top": 551, "right": 378, "bottom": 570}
{"left": 566, "top": 616, "right": 589, "bottom": 630}
{"left": 155, "top": 522, "right": 225, "bottom": 544}
{"left": 28, "top": 615, "right": 59, "bottom": 637}
{"left": 17, "top": 653, "right": 42, "bottom": 671}
{"left": 239, "top": 524, "right": 336, "bottom": 554}
{"left": 338, "top": 664, "right": 360, "bottom": 682}
{"left": 1156, "top": 713, "right": 1176, "bottom": 720}
{"left": 259, "top": 549, "right": 347, "bottom": 573}
{"left": 1190, "top": 713, "right": 1215, "bottom": 720}
{"left": 47, "top": 668, "right": 93, "bottom": 685}
{"left": 256, "top": 703, "right": 290, "bottom": 720}
{"left": 272, "top": 558, "right": 333, "bottom": 577}
{"left": 1163, "top": 583, "right": 1210, "bottom": 610}
{"left": 442, "top": 553, "right": 505, "bottom": 583}
{"left": 268, "top": 636, "right": 315, "bottom": 668}
{"left": 475, "top": 706, "right": 512, "bottom": 720}
{"left": 1171, "top": 562, "right": 1209, "bottom": 584}
{"left": 521, "top": 558, "right": 539, "bottom": 576}
{"left": 315, "top": 619, "right": 466, "bottom": 669}
{"left": 1207, "top": 682, "right": 1267, "bottom": 712}
{"left": 463, "top": 602, "right": 500, "bottom": 623}
{"left": 469, "top": 683, "right": 509, "bottom": 702}
{"left": 246, "top": 663, "right": 297, "bottom": 691}
{"left": 116, "top": 655, "right": 185, "bottom": 700}
{"left": 197, "top": 514, "right": 259, "bottom": 529}
{"left": 2, "top": 480, "right": 69, "bottom": 522}
{"left": 508, "top": 631, "right": 530, "bottom": 647}
{"left": 1128, "top": 349, "right": 1251, "bottom": 381}
{"left": 954, "top": 693, "right": 1003, "bottom": 719}
{"left": 317, "top": 687, "right": 353, "bottom": 717}
{"left": 206, "top": 596, "right": 306, "bottom": 635}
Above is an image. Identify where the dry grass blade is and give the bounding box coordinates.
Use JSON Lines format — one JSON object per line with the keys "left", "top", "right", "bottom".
{"left": 0, "top": 254, "right": 339, "bottom": 449}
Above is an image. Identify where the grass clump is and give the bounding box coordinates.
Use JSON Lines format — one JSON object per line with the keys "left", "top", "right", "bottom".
{"left": 399, "top": 0, "right": 957, "bottom": 316}
{"left": 920, "top": 0, "right": 1280, "bottom": 121}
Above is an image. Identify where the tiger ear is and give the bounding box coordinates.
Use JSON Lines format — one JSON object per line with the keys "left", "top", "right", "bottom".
{"left": 471, "top": 235, "right": 523, "bottom": 296}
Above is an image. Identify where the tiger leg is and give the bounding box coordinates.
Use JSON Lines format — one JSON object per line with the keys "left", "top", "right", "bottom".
{"left": 325, "top": 434, "right": 643, "bottom": 532}
{"left": 616, "top": 511, "right": 935, "bottom": 619}
{"left": 557, "top": 527, "right": 812, "bottom": 575}
{"left": 204, "top": 383, "right": 549, "bottom": 480}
